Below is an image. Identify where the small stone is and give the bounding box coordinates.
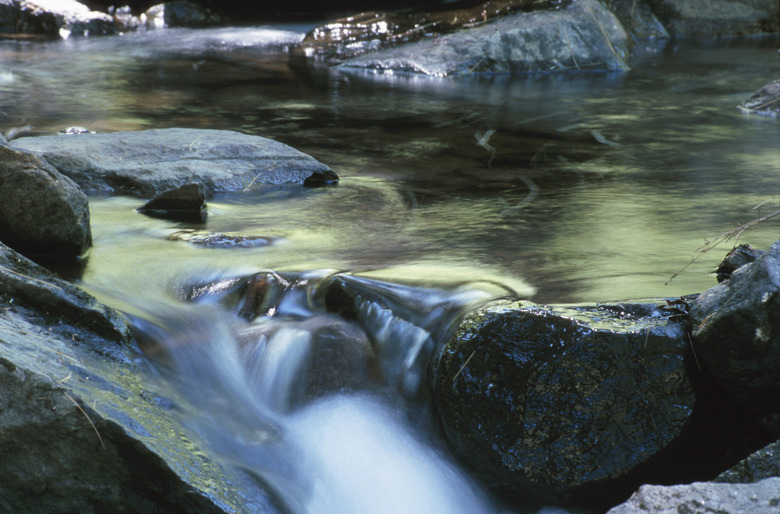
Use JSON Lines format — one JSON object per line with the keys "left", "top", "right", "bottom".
{"left": 137, "top": 183, "right": 206, "bottom": 222}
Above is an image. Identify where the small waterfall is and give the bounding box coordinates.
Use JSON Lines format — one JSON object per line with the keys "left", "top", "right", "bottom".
{"left": 129, "top": 271, "right": 504, "bottom": 514}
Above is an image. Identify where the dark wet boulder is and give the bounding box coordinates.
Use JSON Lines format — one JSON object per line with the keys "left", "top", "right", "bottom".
{"left": 606, "top": 477, "right": 780, "bottom": 514}
{"left": 432, "top": 300, "right": 694, "bottom": 508}
{"left": 689, "top": 240, "right": 780, "bottom": 427}
{"left": 0, "top": 145, "right": 91, "bottom": 261}
{"left": 10, "top": 128, "right": 337, "bottom": 197}
{"left": 0, "top": 0, "right": 117, "bottom": 39}
{"left": 739, "top": 79, "right": 780, "bottom": 118}
{"left": 293, "top": 0, "right": 631, "bottom": 76}
{"left": 138, "top": 182, "right": 207, "bottom": 222}
{"left": 0, "top": 242, "right": 262, "bottom": 513}
{"left": 716, "top": 438, "right": 780, "bottom": 484}
{"left": 602, "top": 0, "right": 669, "bottom": 39}
{"left": 716, "top": 243, "right": 766, "bottom": 282}
{"left": 143, "top": 0, "right": 221, "bottom": 28}
{"left": 645, "top": 0, "right": 780, "bottom": 37}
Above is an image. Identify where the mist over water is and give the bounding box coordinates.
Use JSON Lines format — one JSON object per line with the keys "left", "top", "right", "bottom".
{"left": 2, "top": 24, "right": 778, "bottom": 513}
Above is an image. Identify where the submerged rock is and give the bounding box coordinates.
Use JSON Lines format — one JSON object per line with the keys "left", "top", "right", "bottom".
{"left": 433, "top": 300, "right": 694, "bottom": 508}
{"left": 0, "top": 242, "right": 263, "bottom": 513}
{"left": 739, "top": 79, "right": 780, "bottom": 118}
{"left": 138, "top": 182, "right": 207, "bottom": 223}
{"left": 10, "top": 128, "right": 338, "bottom": 197}
{"left": 606, "top": 477, "right": 780, "bottom": 514}
{"left": 0, "top": 145, "right": 91, "bottom": 261}
{"left": 167, "top": 230, "right": 275, "bottom": 248}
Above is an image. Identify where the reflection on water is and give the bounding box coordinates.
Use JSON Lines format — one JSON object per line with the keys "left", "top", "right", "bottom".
{"left": 1, "top": 25, "right": 779, "bottom": 513}
{"left": 2, "top": 28, "right": 777, "bottom": 302}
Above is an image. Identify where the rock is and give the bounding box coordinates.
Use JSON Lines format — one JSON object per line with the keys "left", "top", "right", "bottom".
{"left": 716, "top": 438, "right": 780, "bottom": 484}
{"left": 293, "top": 0, "right": 631, "bottom": 76}
{"left": 689, "top": 240, "right": 780, "bottom": 400}
{"left": 291, "top": 0, "right": 570, "bottom": 64}
{"left": 138, "top": 182, "right": 207, "bottom": 223}
{"left": 716, "top": 243, "right": 766, "bottom": 282}
{"left": 606, "top": 477, "right": 780, "bottom": 514}
{"left": 433, "top": 300, "right": 694, "bottom": 508}
{"left": 156, "top": 0, "right": 221, "bottom": 28}
{"left": 602, "top": 0, "right": 669, "bottom": 39}
{"left": 167, "top": 230, "right": 275, "bottom": 248}
{"left": 10, "top": 128, "right": 338, "bottom": 197}
{"left": 0, "top": 0, "right": 117, "bottom": 39}
{"left": 0, "top": 242, "right": 265, "bottom": 513}
{"left": 645, "top": 0, "right": 780, "bottom": 37}
{"left": 0, "top": 145, "right": 91, "bottom": 261}
{"left": 739, "top": 79, "right": 780, "bottom": 118}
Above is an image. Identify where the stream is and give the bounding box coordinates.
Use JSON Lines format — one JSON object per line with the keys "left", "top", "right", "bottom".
{"left": 1, "top": 23, "right": 778, "bottom": 513}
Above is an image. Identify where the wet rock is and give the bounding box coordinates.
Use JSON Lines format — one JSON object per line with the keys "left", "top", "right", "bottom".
{"left": 602, "top": 0, "right": 669, "bottom": 39}
{"left": 138, "top": 182, "right": 207, "bottom": 223}
{"left": 715, "top": 243, "right": 766, "bottom": 282}
{"left": 167, "top": 230, "right": 275, "bottom": 248}
{"left": 293, "top": 0, "right": 631, "bottom": 76}
{"left": 292, "top": 0, "right": 570, "bottom": 64}
{"left": 716, "top": 438, "right": 780, "bottom": 484}
{"left": 739, "top": 79, "right": 780, "bottom": 118}
{"left": 645, "top": 0, "right": 780, "bottom": 37}
{"left": 0, "top": 0, "right": 117, "bottom": 39}
{"left": 606, "top": 477, "right": 780, "bottom": 514}
{"left": 140, "top": 0, "right": 221, "bottom": 28}
{"left": 0, "top": 242, "right": 258, "bottom": 513}
{"left": 0, "top": 145, "right": 91, "bottom": 261}
{"left": 433, "top": 300, "right": 694, "bottom": 508}
{"left": 689, "top": 240, "right": 780, "bottom": 427}
{"left": 10, "top": 128, "right": 337, "bottom": 197}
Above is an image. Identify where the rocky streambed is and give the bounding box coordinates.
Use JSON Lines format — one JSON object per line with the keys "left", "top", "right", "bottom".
{"left": 1, "top": 128, "right": 779, "bottom": 512}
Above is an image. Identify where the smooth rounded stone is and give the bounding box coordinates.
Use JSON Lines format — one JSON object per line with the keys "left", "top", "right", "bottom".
{"left": 433, "top": 300, "right": 694, "bottom": 508}
{"left": 138, "top": 182, "right": 207, "bottom": 222}
{"left": 690, "top": 240, "right": 780, "bottom": 396}
{"left": 606, "top": 477, "right": 780, "bottom": 514}
{"left": 645, "top": 0, "right": 780, "bottom": 37}
{"left": 739, "top": 79, "right": 780, "bottom": 118}
{"left": 9, "top": 128, "right": 338, "bottom": 197}
{"left": 0, "top": 145, "right": 91, "bottom": 261}
{"left": 332, "top": 0, "right": 631, "bottom": 76}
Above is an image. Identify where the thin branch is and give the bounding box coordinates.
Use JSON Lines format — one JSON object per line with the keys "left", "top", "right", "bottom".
{"left": 64, "top": 392, "right": 105, "bottom": 450}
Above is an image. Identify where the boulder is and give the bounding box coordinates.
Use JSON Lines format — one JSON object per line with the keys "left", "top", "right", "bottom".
{"left": 138, "top": 182, "right": 207, "bottom": 222}
{"left": 0, "top": 145, "right": 91, "bottom": 261}
{"left": 739, "top": 79, "right": 780, "bottom": 118}
{"left": 296, "top": 0, "right": 632, "bottom": 76}
{"left": 602, "top": 0, "right": 669, "bottom": 39}
{"left": 645, "top": 0, "right": 780, "bottom": 37}
{"left": 10, "top": 128, "right": 338, "bottom": 197}
{"left": 715, "top": 243, "right": 766, "bottom": 283}
{"left": 0, "top": 0, "right": 117, "bottom": 39}
{"left": 0, "top": 242, "right": 269, "bottom": 513}
{"left": 433, "top": 300, "right": 695, "bottom": 508}
{"left": 689, "top": 240, "right": 780, "bottom": 402}
{"left": 716, "top": 438, "right": 780, "bottom": 484}
{"left": 606, "top": 477, "right": 780, "bottom": 514}
{"left": 155, "top": 0, "right": 221, "bottom": 27}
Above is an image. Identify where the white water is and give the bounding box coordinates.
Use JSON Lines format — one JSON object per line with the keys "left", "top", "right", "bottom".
{"left": 129, "top": 275, "right": 502, "bottom": 514}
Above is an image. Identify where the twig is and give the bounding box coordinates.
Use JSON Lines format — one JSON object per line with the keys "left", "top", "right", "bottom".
{"left": 64, "top": 392, "right": 105, "bottom": 450}
{"left": 453, "top": 350, "right": 476, "bottom": 383}
{"left": 666, "top": 208, "right": 780, "bottom": 285}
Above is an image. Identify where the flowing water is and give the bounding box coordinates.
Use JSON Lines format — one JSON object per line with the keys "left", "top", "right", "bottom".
{"left": 1, "top": 23, "right": 779, "bottom": 513}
